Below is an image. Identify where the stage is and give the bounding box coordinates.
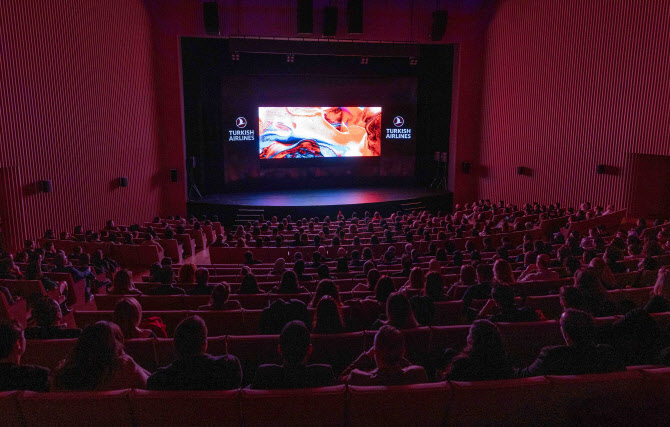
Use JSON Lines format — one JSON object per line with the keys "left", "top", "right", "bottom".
{"left": 187, "top": 187, "right": 452, "bottom": 225}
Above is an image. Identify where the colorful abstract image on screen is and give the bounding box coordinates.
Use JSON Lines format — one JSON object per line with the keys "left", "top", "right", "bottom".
{"left": 259, "top": 107, "right": 382, "bottom": 159}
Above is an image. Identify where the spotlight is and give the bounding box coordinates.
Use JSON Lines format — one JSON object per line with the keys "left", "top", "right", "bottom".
{"left": 231, "top": 51, "right": 240, "bottom": 61}
{"left": 286, "top": 53, "right": 295, "bottom": 63}
{"left": 409, "top": 56, "right": 418, "bottom": 66}
{"left": 360, "top": 56, "right": 369, "bottom": 65}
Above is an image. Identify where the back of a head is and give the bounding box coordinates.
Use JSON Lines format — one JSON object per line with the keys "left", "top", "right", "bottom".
{"left": 375, "top": 276, "right": 395, "bottom": 303}
{"left": 317, "top": 264, "right": 330, "bottom": 279}
{"left": 424, "top": 272, "right": 444, "bottom": 300}
{"left": 574, "top": 267, "right": 602, "bottom": 293}
{"left": 211, "top": 284, "right": 231, "bottom": 307}
{"left": 492, "top": 285, "right": 515, "bottom": 308}
{"left": 195, "top": 268, "right": 209, "bottom": 286}
{"left": 240, "top": 273, "right": 259, "bottom": 293}
{"left": 113, "top": 269, "right": 133, "bottom": 293}
{"left": 279, "top": 320, "right": 311, "bottom": 365}
{"left": 476, "top": 263, "right": 494, "bottom": 284}
{"left": 386, "top": 292, "right": 413, "bottom": 329}
{"left": 559, "top": 286, "right": 586, "bottom": 311}
{"left": 460, "top": 265, "right": 476, "bottom": 286}
{"left": 0, "top": 320, "right": 22, "bottom": 359}
{"left": 113, "top": 298, "right": 142, "bottom": 336}
{"left": 160, "top": 265, "right": 174, "bottom": 285}
{"left": 536, "top": 254, "right": 550, "bottom": 269}
{"left": 32, "top": 297, "right": 61, "bottom": 328}
{"left": 374, "top": 325, "right": 405, "bottom": 367}
{"left": 174, "top": 316, "right": 207, "bottom": 357}
{"left": 280, "top": 270, "right": 298, "bottom": 292}
{"left": 179, "top": 263, "right": 196, "bottom": 283}
{"left": 560, "top": 309, "right": 594, "bottom": 345}
{"left": 465, "top": 319, "right": 505, "bottom": 358}
{"left": 293, "top": 259, "right": 305, "bottom": 275}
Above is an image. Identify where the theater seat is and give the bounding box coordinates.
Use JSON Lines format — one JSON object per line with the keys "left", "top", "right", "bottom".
{"left": 447, "top": 377, "right": 552, "bottom": 425}
{"left": 348, "top": 382, "right": 450, "bottom": 426}
{"left": 640, "top": 367, "right": 670, "bottom": 424}
{"left": 241, "top": 385, "right": 346, "bottom": 426}
{"left": 22, "top": 339, "right": 77, "bottom": 372}
{"left": 124, "top": 339, "right": 158, "bottom": 372}
{"left": 131, "top": 389, "right": 240, "bottom": 426}
{"left": 19, "top": 389, "right": 134, "bottom": 426}
{"left": 189, "top": 310, "right": 245, "bottom": 336}
{"left": 0, "top": 391, "right": 23, "bottom": 427}
{"left": 226, "top": 335, "right": 282, "bottom": 386}
{"left": 497, "top": 321, "right": 563, "bottom": 366}
{"left": 309, "top": 331, "right": 365, "bottom": 376}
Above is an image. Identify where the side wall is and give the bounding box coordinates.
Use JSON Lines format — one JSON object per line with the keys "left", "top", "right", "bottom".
{"left": 478, "top": 0, "right": 670, "bottom": 209}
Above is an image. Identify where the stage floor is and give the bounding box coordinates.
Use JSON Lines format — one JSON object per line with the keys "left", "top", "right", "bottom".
{"left": 197, "top": 187, "right": 448, "bottom": 207}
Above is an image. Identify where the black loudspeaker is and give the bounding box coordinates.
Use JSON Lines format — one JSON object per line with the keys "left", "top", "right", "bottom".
{"left": 462, "top": 162, "right": 471, "bottom": 174}
{"left": 203, "top": 2, "right": 220, "bottom": 35}
{"left": 118, "top": 177, "right": 128, "bottom": 188}
{"left": 323, "top": 6, "right": 338, "bottom": 36}
{"left": 596, "top": 164, "right": 606, "bottom": 174}
{"left": 188, "top": 156, "right": 196, "bottom": 169}
{"left": 170, "top": 169, "right": 178, "bottom": 182}
{"left": 297, "top": 0, "right": 313, "bottom": 33}
{"left": 347, "top": 0, "right": 363, "bottom": 34}
{"left": 39, "top": 180, "right": 52, "bottom": 193}
{"left": 516, "top": 167, "right": 525, "bottom": 175}
{"left": 430, "top": 10, "right": 448, "bottom": 41}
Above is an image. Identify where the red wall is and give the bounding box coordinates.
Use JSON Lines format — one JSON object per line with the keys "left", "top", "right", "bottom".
{"left": 0, "top": 0, "right": 169, "bottom": 250}
{"left": 477, "top": 0, "right": 670, "bottom": 210}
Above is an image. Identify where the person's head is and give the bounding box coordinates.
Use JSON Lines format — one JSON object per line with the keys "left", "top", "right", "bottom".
{"left": 178, "top": 263, "right": 196, "bottom": 283}
{"left": 54, "top": 321, "right": 125, "bottom": 390}
{"left": 313, "top": 297, "right": 344, "bottom": 334}
{"left": 476, "top": 263, "right": 494, "bottom": 284}
{"left": 0, "top": 320, "right": 25, "bottom": 363}
{"left": 193, "top": 267, "right": 209, "bottom": 287}
{"left": 463, "top": 320, "right": 506, "bottom": 359}
{"left": 559, "top": 286, "right": 586, "bottom": 311}
{"left": 564, "top": 257, "right": 582, "bottom": 277}
{"left": 536, "top": 254, "right": 550, "bottom": 270}
{"left": 408, "top": 266, "right": 425, "bottom": 289}
{"left": 174, "top": 316, "right": 208, "bottom": 357}
{"left": 279, "top": 320, "right": 312, "bottom": 365}
{"left": 312, "top": 279, "right": 340, "bottom": 306}
{"left": 375, "top": 276, "right": 396, "bottom": 304}
{"left": 653, "top": 267, "right": 670, "bottom": 299}
{"left": 317, "top": 264, "right": 330, "bottom": 280}
{"left": 336, "top": 257, "right": 349, "bottom": 273}
{"left": 366, "top": 268, "right": 381, "bottom": 291}
{"left": 210, "top": 284, "right": 232, "bottom": 309}
{"left": 113, "top": 298, "right": 143, "bottom": 339}
{"left": 273, "top": 258, "right": 286, "bottom": 273}
{"left": 149, "top": 263, "right": 161, "bottom": 279}
{"left": 493, "top": 259, "right": 514, "bottom": 284}
{"left": 459, "top": 264, "right": 477, "bottom": 287}
{"left": 385, "top": 293, "right": 416, "bottom": 329}
{"left": 560, "top": 309, "right": 595, "bottom": 346}
{"left": 32, "top": 297, "right": 62, "bottom": 328}
{"left": 373, "top": 325, "right": 405, "bottom": 369}
{"left": 159, "top": 265, "right": 174, "bottom": 285}
{"left": 424, "top": 272, "right": 445, "bottom": 300}
{"left": 238, "top": 273, "right": 258, "bottom": 294}
{"left": 573, "top": 267, "right": 604, "bottom": 293}
{"left": 451, "top": 251, "right": 463, "bottom": 265}
{"left": 280, "top": 270, "right": 299, "bottom": 292}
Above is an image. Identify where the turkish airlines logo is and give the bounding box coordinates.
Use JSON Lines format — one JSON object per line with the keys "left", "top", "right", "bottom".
{"left": 393, "top": 116, "right": 404, "bottom": 127}
{"left": 236, "top": 117, "right": 247, "bottom": 128}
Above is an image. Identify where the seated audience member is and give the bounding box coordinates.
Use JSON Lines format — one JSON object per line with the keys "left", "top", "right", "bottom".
{"left": 446, "top": 265, "right": 477, "bottom": 300}
{"left": 516, "top": 309, "right": 624, "bottom": 377}
{"left": 53, "top": 321, "right": 149, "bottom": 390}
{"left": 148, "top": 316, "right": 242, "bottom": 390}
{"left": 598, "top": 309, "right": 669, "bottom": 366}
{"left": 0, "top": 320, "right": 50, "bottom": 392}
{"left": 444, "top": 320, "right": 513, "bottom": 381}
{"left": 113, "top": 298, "right": 156, "bottom": 339}
{"left": 24, "top": 297, "right": 81, "bottom": 340}
{"left": 564, "top": 256, "right": 582, "bottom": 277}
{"left": 559, "top": 286, "right": 587, "bottom": 312}
{"left": 316, "top": 264, "right": 332, "bottom": 281}
{"left": 493, "top": 259, "right": 516, "bottom": 286}
{"left": 352, "top": 268, "right": 381, "bottom": 293}
{"left": 644, "top": 266, "right": 670, "bottom": 314}
{"left": 517, "top": 254, "right": 560, "bottom": 282}
{"left": 178, "top": 263, "right": 196, "bottom": 284}
{"left": 462, "top": 264, "right": 495, "bottom": 315}
{"left": 423, "top": 272, "right": 447, "bottom": 302}
{"left": 574, "top": 267, "right": 617, "bottom": 316}
{"left": 210, "top": 234, "right": 228, "bottom": 247}
{"left": 259, "top": 298, "right": 310, "bottom": 335}
{"left": 271, "top": 258, "right": 287, "bottom": 276}
{"left": 310, "top": 280, "right": 341, "bottom": 308}
{"left": 271, "top": 271, "right": 309, "bottom": 294}
{"left": 141, "top": 233, "right": 164, "bottom": 252}
{"left": 53, "top": 252, "right": 101, "bottom": 302}
{"left": 477, "top": 285, "right": 538, "bottom": 323}
{"left": 238, "top": 273, "right": 263, "bottom": 294}
{"left": 392, "top": 255, "right": 413, "bottom": 277}
{"left": 147, "top": 266, "right": 186, "bottom": 295}
{"left": 91, "top": 249, "right": 118, "bottom": 277}
{"left": 292, "top": 259, "right": 313, "bottom": 282}
{"left": 147, "top": 263, "right": 162, "bottom": 282}
{"left": 243, "top": 251, "right": 262, "bottom": 265}
{"left": 636, "top": 257, "right": 659, "bottom": 288}
{"left": 197, "top": 284, "right": 241, "bottom": 311}
{"left": 251, "top": 320, "right": 334, "bottom": 389}
{"left": 372, "top": 293, "right": 419, "bottom": 330}
{"left": 589, "top": 257, "right": 618, "bottom": 290}
{"left": 109, "top": 269, "right": 142, "bottom": 295}
{"left": 189, "top": 268, "right": 215, "bottom": 295}
{"left": 312, "top": 297, "right": 346, "bottom": 334}
{"left": 399, "top": 266, "right": 426, "bottom": 293}
{"left": 24, "top": 261, "right": 63, "bottom": 295}
{"left": 340, "top": 325, "right": 428, "bottom": 386}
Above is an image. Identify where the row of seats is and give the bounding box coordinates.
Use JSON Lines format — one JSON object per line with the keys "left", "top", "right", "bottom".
{"left": 2, "top": 367, "right": 669, "bottom": 426}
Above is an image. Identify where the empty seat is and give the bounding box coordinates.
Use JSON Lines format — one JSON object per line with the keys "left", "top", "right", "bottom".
{"left": 0, "top": 391, "right": 24, "bottom": 427}
{"left": 241, "top": 385, "right": 346, "bottom": 426}
{"left": 131, "top": 389, "right": 240, "bottom": 426}
{"left": 22, "top": 339, "right": 77, "bottom": 372}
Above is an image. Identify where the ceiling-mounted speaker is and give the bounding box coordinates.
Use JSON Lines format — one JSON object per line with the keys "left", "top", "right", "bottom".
{"left": 118, "top": 177, "right": 128, "bottom": 188}
{"left": 430, "top": 10, "right": 448, "bottom": 41}
{"left": 39, "top": 180, "right": 52, "bottom": 193}
{"left": 203, "top": 2, "right": 220, "bottom": 35}
{"left": 596, "top": 164, "right": 606, "bottom": 174}
{"left": 347, "top": 0, "right": 363, "bottom": 34}
{"left": 170, "top": 169, "right": 178, "bottom": 183}
{"left": 297, "top": 0, "right": 313, "bottom": 33}
{"left": 516, "top": 167, "right": 525, "bottom": 176}
{"left": 323, "top": 6, "right": 338, "bottom": 37}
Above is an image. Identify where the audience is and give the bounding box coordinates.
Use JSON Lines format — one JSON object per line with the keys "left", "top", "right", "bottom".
{"left": 312, "top": 297, "right": 345, "bottom": 334}
{"left": 197, "top": 284, "right": 241, "bottom": 311}
{"left": 24, "top": 297, "right": 82, "bottom": 340}
{"left": 189, "top": 267, "right": 215, "bottom": 295}
{"left": 0, "top": 320, "right": 50, "bottom": 392}
{"left": 148, "top": 316, "right": 242, "bottom": 390}
{"left": 147, "top": 266, "right": 186, "bottom": 295}
{"left": 109, "top": 269, "right": 141, "bottom": 295}
{"left": 113, "top": 298, "right": 156, "bottom": 339}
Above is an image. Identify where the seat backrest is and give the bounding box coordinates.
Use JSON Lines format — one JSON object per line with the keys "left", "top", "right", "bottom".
{"left": 229, "top": 293, "right": 269, "bottom": 310}
{"left": 131, "top": 389, "right": 240, "bottom": 427}
{"left": 226, "top": 335, "right": 282, "bottom": 385}
{"left": 309, "top": 332, "right": 365, "bottom": 376}
{"left": 525, "top": 295, "right": 563, "bottom": 320}
{"left": 22, "top": 339, "right": 77, "bottom": 371}
{"left": 136, "top": 245, "right": 161, "bottom": 267}
{"left": 0, "top": 391, "right": 24, "bottom": 427}
{"left": 188, "top": 310, "right": 246, "bottom": 336}
{"left": 242, "top": 309, "right": 264, "bottom": 334}
{"left": 348, "top": 382, "right": 450, "bottom": 426}
{"left": 124, "top": 339, "right": 158, "bottom": 372}
{"left": 241, "top": 385, "right": 346, "bottom": 426}
{"left": 498, "top": 321, "right": 563, "bottom": 366}
{"left": 19, "top": 390, "right": 134, "bottom": 426}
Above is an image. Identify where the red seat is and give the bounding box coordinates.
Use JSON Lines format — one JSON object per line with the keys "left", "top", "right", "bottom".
{"left": 309, "top": 332, "right": 365, "bottom": 375}
{"left": 241, "top": 385, "right": 346, "bottom": 426}
{"left": 447, "top": 377, "right": 553, "bottom": 425}
{"left": 365, "top": 327, "right": 432, "bottom": 367}
{"left": 226, "top": 335, "right": 282, "bottom": 385}
{"left": 268, "top": 293, "right": 312, "bottom": 305}
{"left": 242, "top": 309, "right": 264, "bottom": 334}
{"left": 131, "top": 389, "right": 240, "bottom": 426}
{"left": 0, "top": 391, "right": 24, "bottom": 427}
{"left": 19, "top": 390, "right": 134, "bottom": 426}
{"left": 498, "top": 321, "right": 564, "bottom": 366}
{"left": 641, "top": 368, "right": 670, "bottom": 424}
{"left": 188, "top": 310, "right": 246, "bottom": 336}
{"left": 136, "top": 245, "right": 162, "bottom": 267}
{"left": 153, "top": 338, "right": 177, "bottom": 369}
{"left": 22, "top": 339, "right": 77, "bottom": 372}
{"left": 124, "top": 339, "right": 157, "bottom": 372}
{"left": 348, "top": 382, "right": 450, "bottom": 426}
{"left": 428, "top": 325, "right": 471, "bottom": 361}
{"left": 433, "top": 300, "right": 465, "bottom": 325}
{"left": 229, "top": 293, "right": 269, "bottom": 310}
{"left": 157, "top": 239, "right": 182, "bottom": 263}
{"left": 0, "top": 294, "right": 27, "bottom": 327}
